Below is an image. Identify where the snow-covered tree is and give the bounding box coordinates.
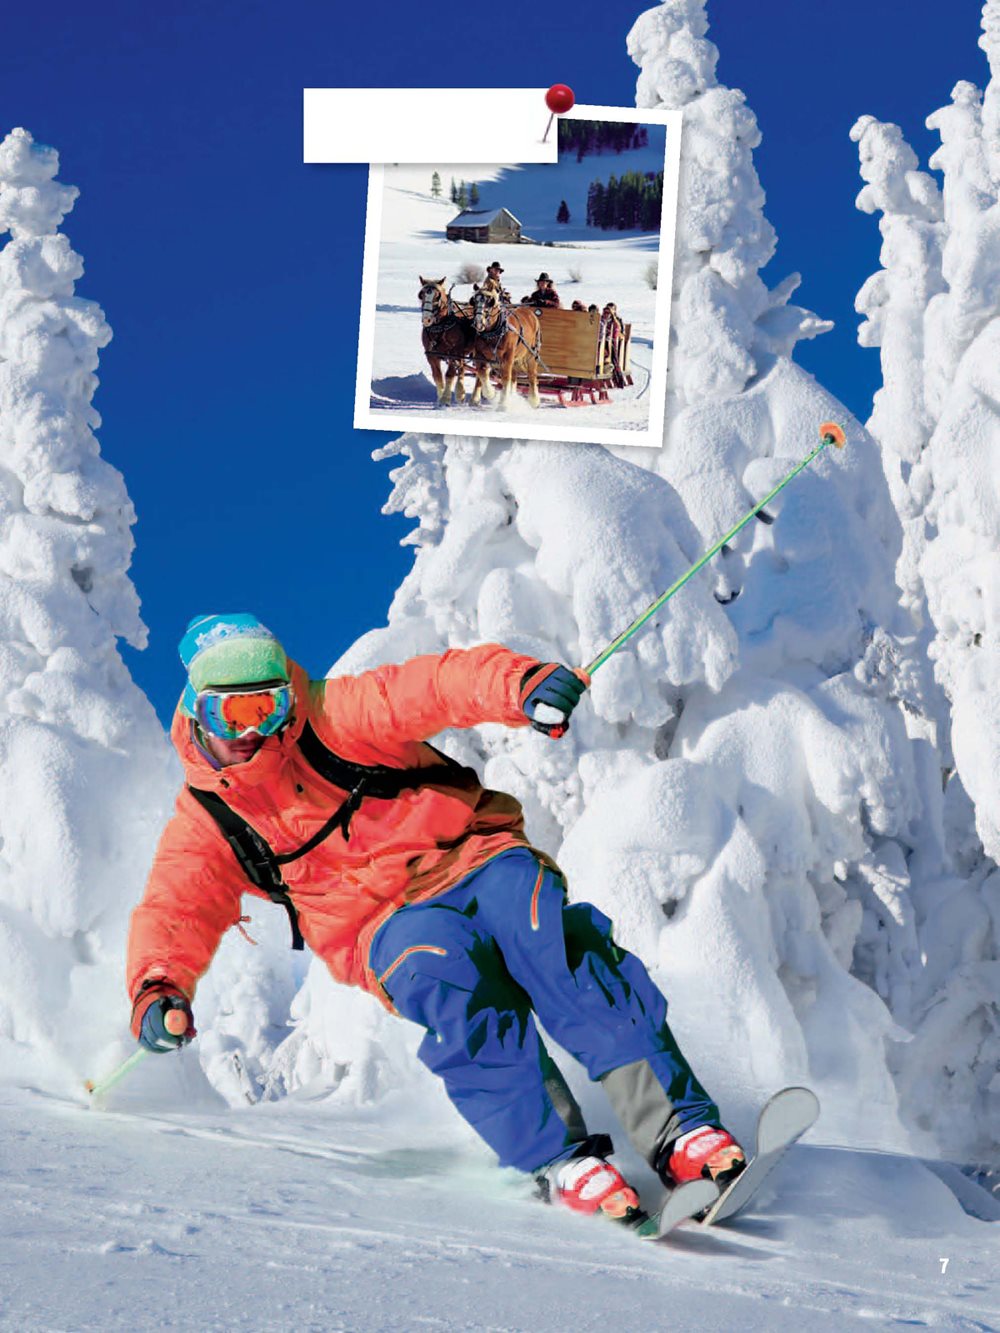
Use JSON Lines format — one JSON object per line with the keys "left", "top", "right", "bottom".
{"left": 852, "top": 115, "right": 945, "bottom": 622}
{"left": 851, "top": 3, "right": 1000, "bottom": 1169}
{"left": 266, "top": 0, "right": 994, "bottom": 1177}
{"left": 0, "top": 128, "right": 179, "bottom": 1091}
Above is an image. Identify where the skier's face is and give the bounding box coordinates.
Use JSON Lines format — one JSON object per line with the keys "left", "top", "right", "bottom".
{"left": 202, "top": 731, "right": 266, "bottom": 766}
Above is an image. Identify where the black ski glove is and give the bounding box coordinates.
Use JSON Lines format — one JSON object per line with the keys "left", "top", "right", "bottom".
{"left": 519, "top": 663, "right": 589, "bottom": 738}
{"left": 132, "top": 979, "right": 196, "bottom": 1053}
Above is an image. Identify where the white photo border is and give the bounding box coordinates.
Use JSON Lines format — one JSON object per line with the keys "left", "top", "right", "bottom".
{"left": 353, "top": 103, "right": 684, "bottom": 449}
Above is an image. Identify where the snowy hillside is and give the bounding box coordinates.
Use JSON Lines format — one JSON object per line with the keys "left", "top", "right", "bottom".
{"left": 438, "top": 128, "right": 668, "bottom": 247}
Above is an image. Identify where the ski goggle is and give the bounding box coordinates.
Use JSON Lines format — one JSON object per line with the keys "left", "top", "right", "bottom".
{"left": 194, "top": 683, "right": 294, "bottom": 741}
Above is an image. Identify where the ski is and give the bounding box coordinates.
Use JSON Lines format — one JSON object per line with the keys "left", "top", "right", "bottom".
{"left": 634, "top": 1177, "right": 720, "bottom": 1240}
{"left": 700, "top": 1085, "right": 820, "bottom": 1227}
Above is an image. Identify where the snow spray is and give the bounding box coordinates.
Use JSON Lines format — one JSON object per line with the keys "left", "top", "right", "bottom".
{"left": 584, "top": 421, "right": 847, "bottom": 676}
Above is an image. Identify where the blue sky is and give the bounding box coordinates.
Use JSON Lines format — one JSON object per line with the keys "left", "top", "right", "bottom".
{"left": 0, "top": 0, "right": 988, "bottom": 724}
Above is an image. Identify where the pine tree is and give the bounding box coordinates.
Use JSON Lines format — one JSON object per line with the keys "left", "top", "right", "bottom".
{"left": 431, "top": 171, "right": 441, "bottom": 198}
{"left": 0, "top": 128, "right": 176, "bottom": 1086}
{"left": 469, "top": 182, "right": 480, "bottom": 205}
{"left": 449, "top": 177, "right": 457, "bottom": 204}
{"left": 590, "top": 181, "right": 606, "bottom": 228}
{"left": 850, "top": 14, "right": 1000, "bottom": 1169}
{"left": 556, "top": 199, "right": 570, "bottom": 224}
{"left": 586, "top": 171, "right": 662, "bottom": 231}
{"left": 560, "top": 118, "right": 652, "bottom": 162}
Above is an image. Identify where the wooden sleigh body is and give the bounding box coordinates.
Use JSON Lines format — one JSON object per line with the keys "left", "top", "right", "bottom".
{"left": 511, "top": 306, "right": 633, "bottom": 407}
{"left": 425, "top": 302, "right": 633, "bottom": 408}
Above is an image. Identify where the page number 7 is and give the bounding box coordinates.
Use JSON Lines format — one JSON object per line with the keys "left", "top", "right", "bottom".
{"left": 940, "top": 1258, "right": 950, "bottom": 1275}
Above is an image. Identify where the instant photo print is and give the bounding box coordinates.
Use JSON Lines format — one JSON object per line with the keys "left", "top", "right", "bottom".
{"left": 353, "top": 103, "right": 682, "bottom": 448}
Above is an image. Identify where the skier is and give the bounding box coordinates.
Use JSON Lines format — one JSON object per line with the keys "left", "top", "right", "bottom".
{"left": 128, "top": 615, "right": 746, "bottom": 1224}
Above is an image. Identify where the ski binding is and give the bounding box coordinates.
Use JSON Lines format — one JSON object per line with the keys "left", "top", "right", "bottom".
{"left": 700, "top": 1085, "right": 819, "bottom": 1227}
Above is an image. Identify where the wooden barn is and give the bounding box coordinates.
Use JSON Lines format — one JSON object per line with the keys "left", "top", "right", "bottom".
{"left": 445, "top": 207, "right": 522, "bottom": 244}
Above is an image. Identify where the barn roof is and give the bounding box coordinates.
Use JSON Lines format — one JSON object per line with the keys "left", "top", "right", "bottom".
{"left": 447, "top": 207, "right": 521, "bottom": 227}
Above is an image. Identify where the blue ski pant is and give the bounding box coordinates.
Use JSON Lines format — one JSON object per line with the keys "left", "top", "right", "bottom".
{"left": 369, "top": 848, "right": 719, "bottom": 1174}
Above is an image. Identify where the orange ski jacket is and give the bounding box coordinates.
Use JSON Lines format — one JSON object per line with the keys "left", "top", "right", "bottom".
{"left": 127, "top": 645, "right": 546, "bottom": 1021}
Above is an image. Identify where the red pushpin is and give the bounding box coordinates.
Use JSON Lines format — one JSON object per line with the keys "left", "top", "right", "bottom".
{"left": 542, "top": 84, "right": 575, "bottom": 143}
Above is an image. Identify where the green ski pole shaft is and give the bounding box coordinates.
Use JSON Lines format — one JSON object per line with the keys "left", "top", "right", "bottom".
{"left": 85, "top": 1047, "right": 149, "bottom": 1100}
{"left": 584, "top": 422, "right": 847, "bottom": 677}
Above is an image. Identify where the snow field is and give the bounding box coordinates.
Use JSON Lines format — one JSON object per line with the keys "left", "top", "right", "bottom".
{"left": 1, "top": 1084, "right": 997, "bottom": 1332}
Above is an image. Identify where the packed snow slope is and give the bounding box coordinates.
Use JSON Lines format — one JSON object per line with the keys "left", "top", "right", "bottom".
{"left": 2, "top": 1080, "right": 998, "bottom": 1332}
{"left": 369, "top": 143, "right": 666, "bottom": 428}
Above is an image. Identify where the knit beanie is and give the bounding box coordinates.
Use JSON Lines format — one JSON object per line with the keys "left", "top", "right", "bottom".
{"left": 179, "top": 613, "right": 289, "bottom": 715}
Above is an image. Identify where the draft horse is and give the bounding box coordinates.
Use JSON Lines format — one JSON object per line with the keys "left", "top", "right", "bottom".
{"left": 418, "top": 277, "right": 474, "bottom": 405}
{"left": 470, "top": 286, "right": 541, "bottom": 409}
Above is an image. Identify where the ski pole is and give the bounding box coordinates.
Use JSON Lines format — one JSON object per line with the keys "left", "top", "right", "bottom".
{"left": 584, "top": 421, "right": 847, "bottom": 676}
{"left": 85, "top": 1046, "right": 149, "bottom": 1100}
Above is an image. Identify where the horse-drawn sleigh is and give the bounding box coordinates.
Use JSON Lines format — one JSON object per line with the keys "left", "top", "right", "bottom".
{"left": 418, "top": 276, "right": 632, "bottom": 410}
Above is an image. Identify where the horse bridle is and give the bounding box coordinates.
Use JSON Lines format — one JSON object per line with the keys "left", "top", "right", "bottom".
{"left": 472, "top": 288, "right": 504, "bottom": 337}
{"left": 419, "top": 283, "right": 449, "bottom": 329}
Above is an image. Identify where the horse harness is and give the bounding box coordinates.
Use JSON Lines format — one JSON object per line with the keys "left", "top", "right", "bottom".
{"left": 188, "top": 723, "right": 480, "bottom": 950}
{"left": 470, "top": 298, "right": 550, "bottom": 373}
{"left": 422, "top": 287, "right": 476, "bottom": 354}
{"left": 475, "top": 303, "right": 509, "bottom": 348}
{"left": 423, "top": 312, "right": 466, "bottom": 355}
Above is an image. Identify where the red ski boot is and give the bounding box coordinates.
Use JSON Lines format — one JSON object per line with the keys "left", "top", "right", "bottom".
{"left": 542, "top": 1151, "right": 644, "bottom": 1225}
{"left": 663, "top": 1125, "right": 747, "bottom": 1188}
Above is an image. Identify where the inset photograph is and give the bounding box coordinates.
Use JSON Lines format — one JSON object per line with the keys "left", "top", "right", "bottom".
{"left": 354, "top": 105, "right": 681, "bottom": 448}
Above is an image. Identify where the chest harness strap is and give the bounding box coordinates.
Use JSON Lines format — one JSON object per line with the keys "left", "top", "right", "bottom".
{"left": 188, "top": 723, "right": 479, "bottom": 951}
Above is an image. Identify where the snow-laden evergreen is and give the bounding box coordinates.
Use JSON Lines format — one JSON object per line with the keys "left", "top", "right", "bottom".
{"left": 852, "top": 2, "right": 1000, "bottom": 1169}
{"left": 0, "top": 129, "right": 176, "bottom": 1090}
{"left": 629, "top": 0, "right": 832, "bottom": 403}
{"left": 260, "top": 0, "right": 993, "bottom": 1175}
